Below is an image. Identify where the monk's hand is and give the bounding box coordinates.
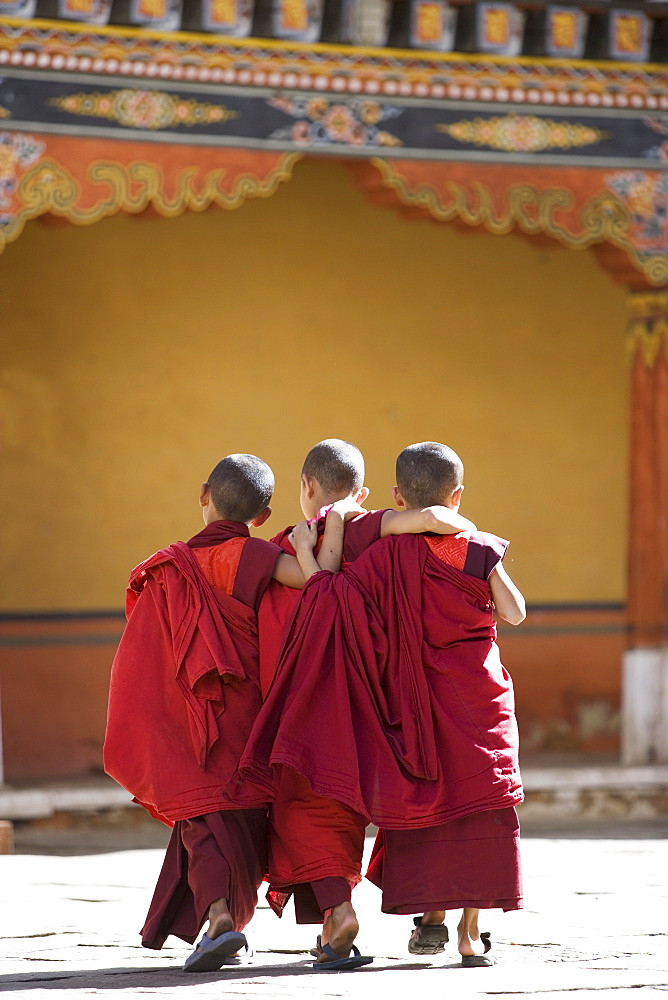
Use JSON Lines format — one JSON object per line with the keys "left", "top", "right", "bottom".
{"left": 329, "top": 497, "right": 368, "bottom": 522}
{"left": 289, "top": 519, "right": 318, "bottom": 552}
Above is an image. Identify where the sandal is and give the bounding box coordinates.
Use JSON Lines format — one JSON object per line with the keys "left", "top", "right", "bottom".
{"left": 183, "top": 930, "right": 248, "bottom": 972}
{"left": 408, "top": 916, "right": 449, "bottom": 955}
{"left": 312, "top": 942, "right": 373, "bottom": 972}
{"left": 461, "top": 931, "right": 496, "bottom": 967}
{"left": 309, "top": 933, "right": 324, "bottom": 958}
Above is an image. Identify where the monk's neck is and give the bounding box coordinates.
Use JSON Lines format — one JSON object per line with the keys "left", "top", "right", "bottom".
{"left": 319, "top": 493, "right": 348, "bottom": 508}
{"left": 313, "top": 492, "right": 354, "bottom": 516}
{"left": 404, "top": 503, "right": 457, "bottom": 512}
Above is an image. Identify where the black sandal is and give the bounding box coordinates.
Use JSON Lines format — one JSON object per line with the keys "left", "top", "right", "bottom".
{"left": 408, "top": 916, "right": 450, "bottom": 955}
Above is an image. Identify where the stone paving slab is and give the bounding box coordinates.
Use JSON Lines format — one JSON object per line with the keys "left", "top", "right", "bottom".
{"left": 0, "top": 836, "right": 666, "bottom": 997}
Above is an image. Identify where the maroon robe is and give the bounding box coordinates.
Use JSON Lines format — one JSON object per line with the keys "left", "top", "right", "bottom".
{"left": 258, "top": 507, "right": 389, "bottom": 695}
{"left": 363, "top": 531, "right": 523, "bottom": 913}
{"left": 256, "top": 508, "right": 389, "bottom": 921}
{"left": 366, "top": 808, "right": 522, "bottom": 914}
{"left": 104, "top": 521, "right": 282, "bottom": 948}
{"left": 242, "top": 531, "right": 522, "bottom": 827}
{"left": 241, "top": 530, "right": 523, "bottom": 913}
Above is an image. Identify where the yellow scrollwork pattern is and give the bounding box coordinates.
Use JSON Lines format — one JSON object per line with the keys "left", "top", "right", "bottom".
{"left": 0, "top": 153, "right": 303, "bottom": 253}
{"left": 18, "top": 159, "right": 81, "bottom": 217}
{"left": 369, "top": 157, "right": 668, "bottom": 287}
{"left": 4, "top": 149, "right": 668, "bottom": 291}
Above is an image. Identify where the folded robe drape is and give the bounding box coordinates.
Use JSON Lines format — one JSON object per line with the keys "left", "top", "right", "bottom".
{"left": 104, "top": 525, "right": 281, "bottom": 824}
{"left": 240, "top": 532, "right": 523, "bottom": 831}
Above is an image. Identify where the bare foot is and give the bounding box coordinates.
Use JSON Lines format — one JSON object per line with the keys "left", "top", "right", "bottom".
{"left": 420, "top": 910, "right": 446, "bottom": 926}
{"left": 457, "top": 908, "right": 483, "bottom": 957}
{"left": 317, "top": 902, "right": 359, "bottom": 963}
{"left": 206, "top": 897, "right": 234, "bottom": 941}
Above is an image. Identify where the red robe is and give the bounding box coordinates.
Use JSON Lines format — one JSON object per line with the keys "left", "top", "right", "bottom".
{"left": 366, "top": 806, "right": 522, "bottom": 914}
{"left": 104, "top": 521, "right": 281, "bottom": 824}
{"left": 104, "top": 521, "right": 282, "bottom": 948}
{"left": 241, "top": 531, "right": 523, "bottom": 829}
{"left": 362, "top": 533, "right": 522, "bottom": 913}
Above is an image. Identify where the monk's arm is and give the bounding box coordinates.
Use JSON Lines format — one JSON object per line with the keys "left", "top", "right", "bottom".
{"left": 380, "top": 506, "right": 475, "bottom": 537}
{"left": 315, "top": 506, "right": 347, "bottom": 573}
{"left": 272, "top": 553, "right": 308, "bottom": 589}
{"left": 489, "top": 564, "right": 526, "bottom": 625}
{"left": 271, "top": 518, "right": 342, "bottom": 588}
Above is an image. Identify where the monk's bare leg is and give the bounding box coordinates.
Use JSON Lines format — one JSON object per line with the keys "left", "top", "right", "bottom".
{"left": 420, "top": 909, "right": 446, "bottom": 926}
{"left": 457, "top": 907, "right": 482, "bottom": 956}
{"left": 205, "top": 897, "right": 234, "bottom": 940}
{"left": 317, "top": 902, "right": 359, "bottom": 962}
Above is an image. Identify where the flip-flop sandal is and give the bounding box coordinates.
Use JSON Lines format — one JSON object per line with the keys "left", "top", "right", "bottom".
{"left": 183, "top": 930, "right": 248, "bottom": 972}
{"left": 312, "top": 942, "right": 373, "bottom": 972}
{"left": 408, "top": 917, "right": 449, "bottom": 955}
{"left": 461, "top": 931, "right": 496, "bottom": 967}
{"left": 309, "top": 934, "right": 324, "bottom": 959}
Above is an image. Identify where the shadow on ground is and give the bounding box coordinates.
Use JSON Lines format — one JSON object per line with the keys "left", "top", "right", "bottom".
{"left": 0, "top": 957, "right": 463, "bottom": 991}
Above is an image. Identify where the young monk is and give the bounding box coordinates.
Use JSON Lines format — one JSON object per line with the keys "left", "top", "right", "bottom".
{"left": 241, "top": 441, "right": 525, "bottom": 968}
{"left": 104, "top": 454, "right": 344, "bottom": 973}
{"left": 254, "top": 438, "right": 478, "bottom": 970}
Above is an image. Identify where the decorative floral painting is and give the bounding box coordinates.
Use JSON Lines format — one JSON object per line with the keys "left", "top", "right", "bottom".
{"left": 267, "top": 97, "right": 403, "bottom": 148}
{"left": 606, "top": 170, "right": 668, "bottom": 255}
{"left": 0, "top": 132, "right": 45, "bottom": 227}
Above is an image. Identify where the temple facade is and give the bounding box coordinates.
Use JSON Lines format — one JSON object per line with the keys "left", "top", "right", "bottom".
{"left": 0, "top": 4, "right": 666, "bottom": 781}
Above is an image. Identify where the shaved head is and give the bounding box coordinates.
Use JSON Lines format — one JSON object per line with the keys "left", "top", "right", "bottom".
{"left": 302, "top": 439, "right": 365, "bottom": 496}
{"left": 396, "top": 441, "right": 464, "bottom": 508}
{"left": 207, "top": 454, "right": 274, "bottom": 523}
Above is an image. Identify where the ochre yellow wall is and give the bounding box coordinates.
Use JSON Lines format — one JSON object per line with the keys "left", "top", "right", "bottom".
{"left": 0, "top": 157, "right": 628, "bottom": 611}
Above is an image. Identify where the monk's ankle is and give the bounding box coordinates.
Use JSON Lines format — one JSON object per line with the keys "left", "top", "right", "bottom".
{"left": 457, "top": 908, "right": 481, "bottom": 956}
{"left": 207, "top": 897, "right": 234, "bottom": 939}
{"left": 321, "top": 902, "right": 358, "bottom": 958}
{"left": 421, "top": 910, "right": 446, "bottom": 926}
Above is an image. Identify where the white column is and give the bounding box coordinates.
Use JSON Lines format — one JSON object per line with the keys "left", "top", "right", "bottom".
{"left": 622, "top": 649, "right": 668, "bottom": 764}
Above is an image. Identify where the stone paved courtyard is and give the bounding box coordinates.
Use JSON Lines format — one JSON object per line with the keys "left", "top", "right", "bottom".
{"left": 0, "top": 825, "right": 666, "bottom": 998}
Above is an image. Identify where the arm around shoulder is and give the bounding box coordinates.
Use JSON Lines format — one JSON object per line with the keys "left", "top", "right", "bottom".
{"left": 380, "top": 506, "right": 476, "bottom": 537}
{"left": 271, "top": 521, "right": 324, "bottom": 588}
{"left": 272, "top": 552, "right": 307, "bottom": 589}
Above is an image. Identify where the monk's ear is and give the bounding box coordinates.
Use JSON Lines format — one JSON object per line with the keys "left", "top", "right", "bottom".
{"left": 252, "top": 506, "right": 272, "bottom": 528}
{"left": 199, "top": 483, "right": 210, "bottom": 507}
{"left": 392, "top": 486, "right": 405, "bottom": 507}
{"left": 301, "top": 474, "right": 315, "bottom": 499}
{"left": 450, "top": 485, "right": 464, "bottom": 509}
{"left": 356, "top": 486, "right": 370, "bottom": 504}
